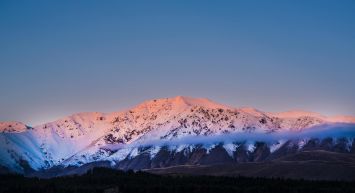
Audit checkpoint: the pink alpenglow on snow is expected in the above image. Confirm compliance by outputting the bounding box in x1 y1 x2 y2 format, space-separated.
0 96 354 173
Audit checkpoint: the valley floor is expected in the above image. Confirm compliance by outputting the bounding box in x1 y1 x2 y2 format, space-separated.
1 167 355 193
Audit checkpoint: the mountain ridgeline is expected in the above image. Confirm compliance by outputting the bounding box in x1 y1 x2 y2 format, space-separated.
1 96 355 180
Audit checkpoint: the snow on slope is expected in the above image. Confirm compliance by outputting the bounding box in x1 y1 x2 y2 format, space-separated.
0 113 115 171
0 131 44 173
0 122 30 133
327 115 355 123
1 96 355 171
271 110 355 124
271 110 325 119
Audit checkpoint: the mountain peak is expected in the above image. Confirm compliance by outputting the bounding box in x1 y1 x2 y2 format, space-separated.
171 96 229 109
239 107 266 116
128 96 230 116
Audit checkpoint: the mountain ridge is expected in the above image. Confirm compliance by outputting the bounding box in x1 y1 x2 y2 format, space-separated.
72 96 353 126
0 96 355 177
2 96 354 129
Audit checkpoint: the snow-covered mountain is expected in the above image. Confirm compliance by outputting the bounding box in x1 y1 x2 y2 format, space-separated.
1 96 355 174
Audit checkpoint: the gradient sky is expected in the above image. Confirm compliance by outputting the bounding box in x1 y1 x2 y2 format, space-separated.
1 0 355 126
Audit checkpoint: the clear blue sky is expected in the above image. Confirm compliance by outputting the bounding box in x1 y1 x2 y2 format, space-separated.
1 0 355 125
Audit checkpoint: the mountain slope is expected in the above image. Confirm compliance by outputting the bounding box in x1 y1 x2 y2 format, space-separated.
0 96 355 176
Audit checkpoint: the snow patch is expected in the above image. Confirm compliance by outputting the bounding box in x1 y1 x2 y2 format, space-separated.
298 138 309 150
270 140 286 153
247 143 256 152
149 146 161 159
205 144 216 154
128 148 139 159
108 148 132 162
223 143 238 157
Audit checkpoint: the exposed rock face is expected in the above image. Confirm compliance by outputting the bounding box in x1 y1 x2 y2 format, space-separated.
147 151 355 181
103 137 355 171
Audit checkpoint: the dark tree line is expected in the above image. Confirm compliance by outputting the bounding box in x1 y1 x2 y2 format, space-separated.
0 167 355 193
